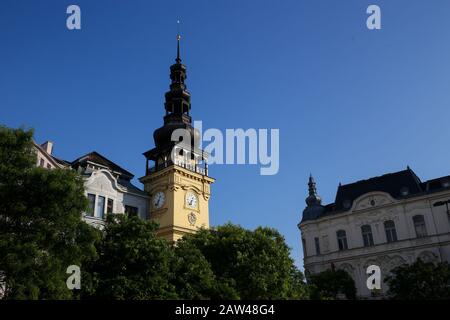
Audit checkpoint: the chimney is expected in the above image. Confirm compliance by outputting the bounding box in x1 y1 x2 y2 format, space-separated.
41 141 54 155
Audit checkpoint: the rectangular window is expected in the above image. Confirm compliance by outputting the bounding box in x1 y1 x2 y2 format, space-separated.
338 237 348 250
107 198 114 214
337 230 348 251
96 196 105 219
301 238 307 257
125 205 138 218
87 194 95 217
363 233 374 247
384 220 398 243
413 215 427 238
314 237 321 255
386 229 397 242
361 225 374 247
39 158 45 167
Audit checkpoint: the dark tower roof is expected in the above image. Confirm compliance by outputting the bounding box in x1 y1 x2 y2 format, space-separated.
163 33 191 119
145 34 200 160
305 174 322 206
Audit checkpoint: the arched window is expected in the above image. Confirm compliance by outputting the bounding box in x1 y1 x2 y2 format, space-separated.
384 220 398 243
413 215 427 238
336 230 348 251
361 225 374 247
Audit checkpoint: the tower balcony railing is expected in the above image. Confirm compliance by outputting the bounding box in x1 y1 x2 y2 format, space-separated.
147 159 207 176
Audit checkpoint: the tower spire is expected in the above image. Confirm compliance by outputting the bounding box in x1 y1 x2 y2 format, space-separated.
152 27 194 150
176 20 181 63
306 174 322 206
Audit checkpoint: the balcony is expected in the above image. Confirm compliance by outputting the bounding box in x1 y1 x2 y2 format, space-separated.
147 159 207 175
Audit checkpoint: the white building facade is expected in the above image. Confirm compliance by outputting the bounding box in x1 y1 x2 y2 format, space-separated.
299 168 450 298
34 140 67 169
34 141 149 227
71 152 149 228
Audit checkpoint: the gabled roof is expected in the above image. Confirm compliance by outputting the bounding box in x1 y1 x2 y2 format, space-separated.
71 151 134 179
33 140 69 168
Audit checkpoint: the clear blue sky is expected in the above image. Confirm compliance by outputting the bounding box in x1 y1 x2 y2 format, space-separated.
1 0 450 268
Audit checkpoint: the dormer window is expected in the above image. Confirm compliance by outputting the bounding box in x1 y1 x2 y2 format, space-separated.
400 187 409 196
343 199 351 209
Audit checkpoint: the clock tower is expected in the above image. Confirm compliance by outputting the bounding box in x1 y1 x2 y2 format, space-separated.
140 35 214 242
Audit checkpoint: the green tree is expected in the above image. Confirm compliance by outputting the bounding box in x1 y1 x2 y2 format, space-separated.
385 259 450 300
178 224 308 299
309 269 357 300
85 214 176 299
0 126 100 299
171 238 216 299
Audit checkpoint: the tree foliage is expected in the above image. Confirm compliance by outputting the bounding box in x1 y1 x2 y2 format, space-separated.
178 224 308 299
385 259 450 300
84 221 307 300
309 269 357 300
0 125 307 300
171 237 217 299
84 215 176 299
0 126 100 299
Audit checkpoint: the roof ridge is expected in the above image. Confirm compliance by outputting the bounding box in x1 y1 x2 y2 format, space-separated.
339 168 412 187
71 151 134 178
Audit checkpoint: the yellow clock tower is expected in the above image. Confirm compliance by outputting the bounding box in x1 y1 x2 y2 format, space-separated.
139 36 214 242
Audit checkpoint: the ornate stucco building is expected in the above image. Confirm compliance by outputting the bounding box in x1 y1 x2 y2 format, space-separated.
71 152 149 227
33 141 149 228
140 36 214 242
299 167 450 298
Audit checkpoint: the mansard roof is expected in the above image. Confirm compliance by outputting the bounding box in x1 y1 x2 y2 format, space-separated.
301 167 450 223
333 168 422 211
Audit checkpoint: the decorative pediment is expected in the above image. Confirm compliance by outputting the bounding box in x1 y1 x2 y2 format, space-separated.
352 192 395 211
85 169 121 193
182 185 203 195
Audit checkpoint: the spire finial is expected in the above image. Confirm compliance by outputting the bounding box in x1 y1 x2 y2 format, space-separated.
176 20 181 63
308 174 316 196
306 174 322 207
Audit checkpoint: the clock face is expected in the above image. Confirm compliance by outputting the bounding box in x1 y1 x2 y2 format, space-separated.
186 192 198 208
152 191 165 209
